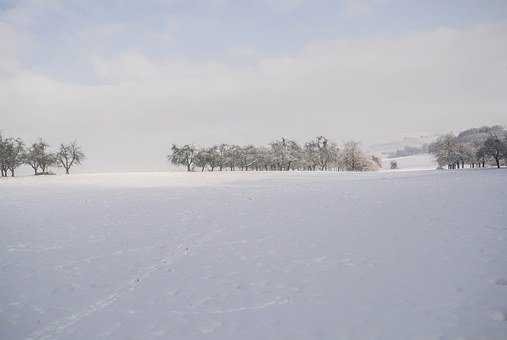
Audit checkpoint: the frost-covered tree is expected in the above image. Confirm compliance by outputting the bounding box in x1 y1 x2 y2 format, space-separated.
0 134 5 177
429 134 459 169
270 137 301 171
24 139 55 175
214 144 230 171
224 145 241 171
483 135 505 168
252 146 273 171
169 144 196 171
455 125 506 168
167 137 384 173
194 148 214 172
303 140 320 171
237 145 257 171
341 141 371 171
56 141 85 174
204 146 221 171
304 136 339 171
430 126 507 169
0 134 25 177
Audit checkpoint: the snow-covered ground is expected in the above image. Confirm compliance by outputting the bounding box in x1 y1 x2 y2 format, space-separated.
381 153 437 171
1 170 507 340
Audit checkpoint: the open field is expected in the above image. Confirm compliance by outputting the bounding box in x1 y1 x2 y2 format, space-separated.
1 169 507 340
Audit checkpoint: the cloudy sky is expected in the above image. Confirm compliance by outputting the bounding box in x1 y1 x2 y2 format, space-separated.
1 0 506 171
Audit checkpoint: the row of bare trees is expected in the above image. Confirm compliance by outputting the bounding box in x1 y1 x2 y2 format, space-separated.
169 137 381 172
428 126 507 169
0 134 85 177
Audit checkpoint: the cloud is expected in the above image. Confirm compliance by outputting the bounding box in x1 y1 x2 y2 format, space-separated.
264 0 306 12
342 0 389 17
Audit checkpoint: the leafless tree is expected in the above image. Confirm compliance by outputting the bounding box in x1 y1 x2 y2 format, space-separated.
168 138 379 172
56 141 85 174
24 139 55 175
0 134 24 177
341 141 371 171
483 135 505 168
169 144 197 171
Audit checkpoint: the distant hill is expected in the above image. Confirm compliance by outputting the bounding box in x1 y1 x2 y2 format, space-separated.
369 135 438 157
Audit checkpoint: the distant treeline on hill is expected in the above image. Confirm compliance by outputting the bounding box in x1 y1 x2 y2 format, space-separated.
169 137 382 172
428 125 507 169
0 135 85 177
387 144 429 159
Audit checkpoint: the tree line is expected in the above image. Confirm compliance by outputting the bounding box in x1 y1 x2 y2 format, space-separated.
169 137 382 172
0 134 85 177
428 125 507 169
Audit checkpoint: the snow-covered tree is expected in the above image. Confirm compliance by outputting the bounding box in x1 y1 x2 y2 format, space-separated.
0 134 25 177
224 145 241 171
483 135 505 168
237 145 258 171
169 144 197 171
193 148 211 172
304 136 339 171
430 126 507 169
429 134 459 169
340 141 371 171
270 137 301 171
24 139 55 175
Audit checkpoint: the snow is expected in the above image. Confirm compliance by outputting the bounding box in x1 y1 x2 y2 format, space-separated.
1 169 507 340
382 153 437 170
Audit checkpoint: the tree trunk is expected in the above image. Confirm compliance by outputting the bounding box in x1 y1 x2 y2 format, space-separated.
495 157 500 168
65 167 70 174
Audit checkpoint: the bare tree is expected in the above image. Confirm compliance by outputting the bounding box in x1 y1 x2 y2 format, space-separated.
4 137 25 176
25 139 55 175
237 145 257 171
0 133 8 177
429 134 458 169
304 136 339 171
169 144 196 171
56 141 85 174
483 135 505 168
205 146 221 171
194 148 211 172
24 144 40 175
270 137 301 171
225 145 241 171
341 141 370 171
167 137 382 173
215 144 229 171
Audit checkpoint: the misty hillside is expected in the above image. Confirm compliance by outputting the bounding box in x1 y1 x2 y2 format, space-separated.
369 135 438 155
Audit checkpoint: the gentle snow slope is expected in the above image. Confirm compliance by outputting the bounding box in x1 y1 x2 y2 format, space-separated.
1 170 507 340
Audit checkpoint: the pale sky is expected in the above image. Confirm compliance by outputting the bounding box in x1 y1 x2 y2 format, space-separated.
1 0 506 171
